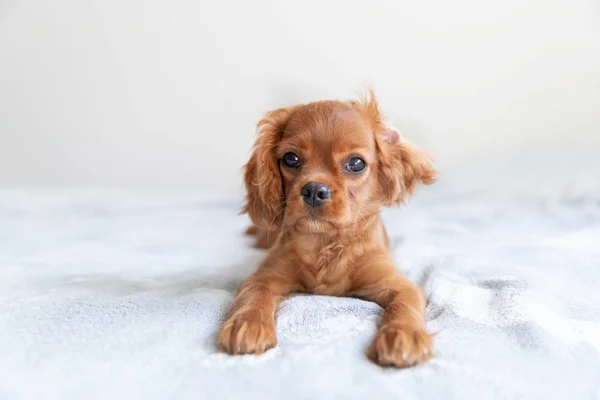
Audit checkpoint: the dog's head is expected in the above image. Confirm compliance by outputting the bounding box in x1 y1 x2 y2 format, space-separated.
242 90 436 236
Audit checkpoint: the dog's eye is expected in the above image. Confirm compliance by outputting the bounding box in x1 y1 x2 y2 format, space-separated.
344 157 367 174
282 152 301 168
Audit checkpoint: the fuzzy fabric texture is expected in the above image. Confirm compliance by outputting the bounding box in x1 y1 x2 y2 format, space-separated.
1 158 600 399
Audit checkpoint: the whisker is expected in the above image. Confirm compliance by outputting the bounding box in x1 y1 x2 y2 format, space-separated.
266 201 286 244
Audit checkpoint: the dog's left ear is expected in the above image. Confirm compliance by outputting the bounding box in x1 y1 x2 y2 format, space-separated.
376 123 437 205
355 89 436 205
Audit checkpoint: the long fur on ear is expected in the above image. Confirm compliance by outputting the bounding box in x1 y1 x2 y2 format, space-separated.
356 88 437 205
377 136 437 205
241 106 298 228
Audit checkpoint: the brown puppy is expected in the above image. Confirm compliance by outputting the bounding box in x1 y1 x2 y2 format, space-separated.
218 90 436 367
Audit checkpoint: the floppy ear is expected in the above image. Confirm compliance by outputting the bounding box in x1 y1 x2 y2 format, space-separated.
241 106 298 228
357 89 436 205
376 123 437 205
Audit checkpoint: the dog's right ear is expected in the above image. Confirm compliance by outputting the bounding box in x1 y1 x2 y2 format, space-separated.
242 106 299 229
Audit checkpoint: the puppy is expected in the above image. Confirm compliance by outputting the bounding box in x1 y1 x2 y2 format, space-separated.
218 90 436 367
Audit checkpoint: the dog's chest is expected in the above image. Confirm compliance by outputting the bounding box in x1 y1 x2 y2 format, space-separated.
294 240 352 296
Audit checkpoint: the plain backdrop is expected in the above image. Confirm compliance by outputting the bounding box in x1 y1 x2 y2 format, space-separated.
1 0 599 195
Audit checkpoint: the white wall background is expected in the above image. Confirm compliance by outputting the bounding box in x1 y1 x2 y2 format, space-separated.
1 0 599 194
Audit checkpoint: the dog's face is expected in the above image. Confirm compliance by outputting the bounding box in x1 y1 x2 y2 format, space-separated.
243 91 436 235
277 101 380 235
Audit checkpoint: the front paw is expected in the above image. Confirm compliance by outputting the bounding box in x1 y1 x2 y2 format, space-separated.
217 311 277 355
367 323 433 368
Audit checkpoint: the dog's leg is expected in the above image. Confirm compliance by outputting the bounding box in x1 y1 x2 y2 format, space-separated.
244 225 278 249
244 225 260 235
218 260 298 355
352 255 434 367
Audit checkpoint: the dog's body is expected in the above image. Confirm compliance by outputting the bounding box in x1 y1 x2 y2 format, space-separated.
218 91 436 367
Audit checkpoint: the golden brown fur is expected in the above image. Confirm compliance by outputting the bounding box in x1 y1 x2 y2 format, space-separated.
219 90 437 367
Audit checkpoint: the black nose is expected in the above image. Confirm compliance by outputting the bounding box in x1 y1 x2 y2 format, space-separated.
301 182 332 208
